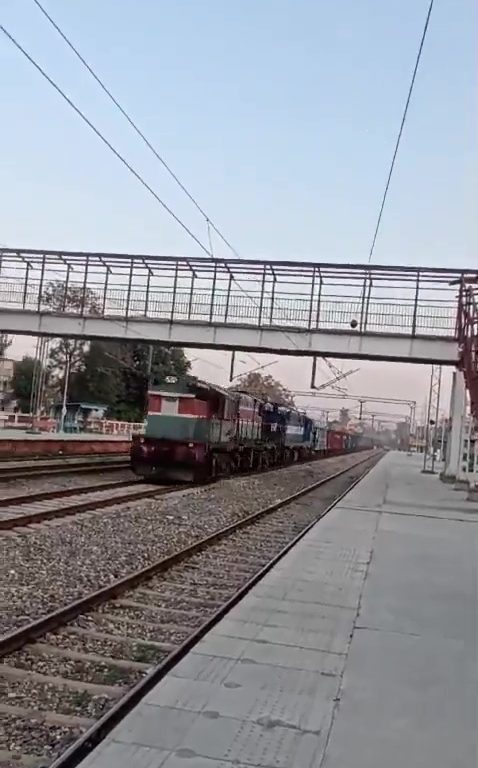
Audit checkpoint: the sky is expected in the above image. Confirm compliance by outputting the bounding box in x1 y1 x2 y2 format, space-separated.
1 0 476 420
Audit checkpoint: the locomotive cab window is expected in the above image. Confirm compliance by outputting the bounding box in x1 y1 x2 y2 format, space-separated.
162 397 179 415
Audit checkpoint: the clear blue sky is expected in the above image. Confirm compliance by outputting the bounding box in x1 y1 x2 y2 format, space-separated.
1 0 476 267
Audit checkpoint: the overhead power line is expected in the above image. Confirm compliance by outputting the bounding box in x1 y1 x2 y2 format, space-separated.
2 18 315 366
8 12 297 354
28 2 273 365
0 23 296 348
367 0 435 263
27 2 342 368
28 3 300 348
1 25 289 357
31 0 241 259
0 23 212 257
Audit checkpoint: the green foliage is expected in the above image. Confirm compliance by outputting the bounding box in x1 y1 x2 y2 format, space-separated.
42 280 101 314
69 341 190 421
12 356 49 413
41 280 190 421
233 371 295 407
43 280 102 397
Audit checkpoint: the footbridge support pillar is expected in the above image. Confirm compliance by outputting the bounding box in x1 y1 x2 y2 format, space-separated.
441 370 466 483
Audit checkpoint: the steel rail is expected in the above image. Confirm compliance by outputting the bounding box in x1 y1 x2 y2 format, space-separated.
0 450 367 529
0 482 183 530
0 457 130 481
0 478 142 508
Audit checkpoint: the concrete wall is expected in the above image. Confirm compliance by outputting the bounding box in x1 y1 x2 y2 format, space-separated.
0 438 131 458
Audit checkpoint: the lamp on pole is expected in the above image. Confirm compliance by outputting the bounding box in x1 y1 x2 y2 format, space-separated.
28 336 49 434
58 350 72 433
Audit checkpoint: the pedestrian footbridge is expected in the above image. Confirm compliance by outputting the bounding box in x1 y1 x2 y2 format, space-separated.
0 248 474 365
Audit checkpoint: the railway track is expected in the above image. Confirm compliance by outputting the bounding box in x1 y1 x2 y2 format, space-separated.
0 480 183 530
0 449 342 484
0 450 371 530
0 451 382 768
0 456 130 482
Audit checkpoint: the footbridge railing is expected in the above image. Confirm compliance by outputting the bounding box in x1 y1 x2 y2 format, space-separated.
0 249 472 342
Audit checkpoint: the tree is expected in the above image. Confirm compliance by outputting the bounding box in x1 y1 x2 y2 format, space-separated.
67 341 190 422
67 342 123 406
42 280 101 398
40 280 191 420
233 371 295 406
113 343 190 421
0 334 11 357
42 281 101 315
12 356 50 413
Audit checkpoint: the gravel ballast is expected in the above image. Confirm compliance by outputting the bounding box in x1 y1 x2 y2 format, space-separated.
0 452 376 635
0 716 85 767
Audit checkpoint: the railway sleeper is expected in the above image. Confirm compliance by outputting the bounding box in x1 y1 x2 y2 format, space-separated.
55 625 177 665
135 581 232 601
131 589 223 612
76 611 194 645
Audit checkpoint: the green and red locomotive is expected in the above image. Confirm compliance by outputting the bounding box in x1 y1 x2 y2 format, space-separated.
130 374 364 482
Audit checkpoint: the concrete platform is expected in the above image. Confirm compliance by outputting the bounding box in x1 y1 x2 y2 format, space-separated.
80 452 478 768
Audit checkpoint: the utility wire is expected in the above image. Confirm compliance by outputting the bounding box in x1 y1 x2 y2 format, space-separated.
367 0 434 263
1 26 304 398
28 2 303 359
0 24 212 258
1 22 300 357
31 0 241 259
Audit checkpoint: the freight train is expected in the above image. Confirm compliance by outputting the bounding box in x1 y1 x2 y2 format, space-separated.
131 375 372 482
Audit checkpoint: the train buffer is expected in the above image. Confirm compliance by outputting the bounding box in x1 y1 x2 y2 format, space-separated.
79 451 477 768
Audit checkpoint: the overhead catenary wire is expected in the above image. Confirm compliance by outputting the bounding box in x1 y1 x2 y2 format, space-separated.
1 23 297 336
2 20 338 407
2 28 288 368
26 2 306 355
31 0 241 259
1 20 319 369
0 24 213 259
367 0 435 263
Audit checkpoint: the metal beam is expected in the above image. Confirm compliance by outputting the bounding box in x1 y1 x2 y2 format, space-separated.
0 310 459 365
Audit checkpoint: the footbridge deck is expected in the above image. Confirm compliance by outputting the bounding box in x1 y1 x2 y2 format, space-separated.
0 249 474 363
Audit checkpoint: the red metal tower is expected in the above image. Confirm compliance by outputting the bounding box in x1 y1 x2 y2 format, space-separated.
457 279 478 420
